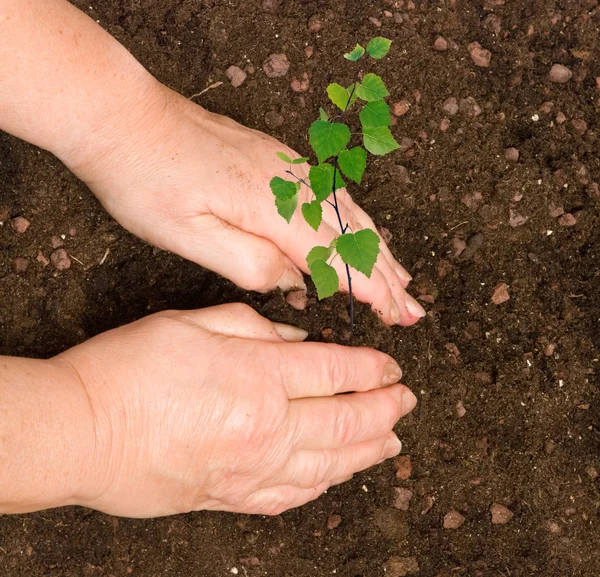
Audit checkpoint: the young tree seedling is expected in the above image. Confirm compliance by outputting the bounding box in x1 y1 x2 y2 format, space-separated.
270 37 399 329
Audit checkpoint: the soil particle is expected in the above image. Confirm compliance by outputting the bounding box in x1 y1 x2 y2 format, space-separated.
504 147 519 163
225 65 246 87
443 511 466 529
393 100 411 116
467 42 491 67
13 257 29 273
490 503 514 525
433 36 448 51
11 216 30 234
393 487 413 511
459 232 484 260
327 514 342 530
262 53 289 78
571 119 587 135
50 248 71 271
290 73 310 93
558 213 577 227
264 110 284 129
393 454 413 480
50 235 64 249
549 64 572 84
308 16 321 32
491 283 510 305
442 96 459 115
459 97 482 117
456 400 466 418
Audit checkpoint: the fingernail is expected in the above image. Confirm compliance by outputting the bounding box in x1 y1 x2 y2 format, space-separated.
390 299 402 324
395 264 412 284
402 389 418 413
382 360 402 385
405 294 426 318
379 434 402 462
276 267 307 292
273 322 309 342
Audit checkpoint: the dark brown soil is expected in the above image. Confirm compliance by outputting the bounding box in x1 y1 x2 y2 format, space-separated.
2 0 600 575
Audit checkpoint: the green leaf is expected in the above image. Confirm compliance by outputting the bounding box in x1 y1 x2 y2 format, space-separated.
307 245 334 266
359 100 392 128
291 156 309 165
346 84 359 108
336 229 380 278
309 120 352 163
275 195 298 223
366 37 392 60
355 73 389 102
308 259 339 299
302 201 323 231
338 147 367 184
344 43 366 61
362 126 400 156
276 152 292 163
327 83 349 111
308 163 346 202
319 107 329 121
270 176 298 200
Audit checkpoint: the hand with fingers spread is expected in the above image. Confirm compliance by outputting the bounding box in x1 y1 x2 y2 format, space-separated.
42 304 415 517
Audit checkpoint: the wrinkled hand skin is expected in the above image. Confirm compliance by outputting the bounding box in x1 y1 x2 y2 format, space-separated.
57 304 416 518
70 84 426 326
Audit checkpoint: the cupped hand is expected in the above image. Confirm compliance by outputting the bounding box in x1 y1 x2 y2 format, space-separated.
71 85 425 326
57 303 417 518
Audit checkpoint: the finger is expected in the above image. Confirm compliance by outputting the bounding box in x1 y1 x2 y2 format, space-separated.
178 303 308 342
336 190 412 286
170 214 307 294
260 341 403 398
218 482 331 516
277 432 402 490
288 384 416 450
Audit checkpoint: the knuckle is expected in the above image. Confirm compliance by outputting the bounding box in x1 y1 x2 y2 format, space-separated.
326 347 348 392
333 401 359 446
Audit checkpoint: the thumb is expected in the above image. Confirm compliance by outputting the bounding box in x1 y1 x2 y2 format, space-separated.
170 214 306 294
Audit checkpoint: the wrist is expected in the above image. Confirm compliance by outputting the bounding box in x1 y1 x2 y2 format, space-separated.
0 356 97 513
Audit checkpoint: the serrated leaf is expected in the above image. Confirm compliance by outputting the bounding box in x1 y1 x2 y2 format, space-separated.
327 83 349 111
366 37 392 60
276 151 292 163
355 73 389 102
319 107 329 121
338 147 367 184
336 229 380 278
362 126 400 156
308 259 339 299
270 176 298 200
309 120 352 163
359 100 392 129
307 245 334 266
275 195 298 223
344 43 366 61
309 163 346 202
302 201 323 231
291 156 309 165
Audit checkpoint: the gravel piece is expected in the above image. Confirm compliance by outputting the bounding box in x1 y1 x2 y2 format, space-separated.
308 16 321 32
459 97 482 117
304 46 314 58
327 514 342 530
456 401 466 418
504 147 519 162
433 36 448 51
558 213 577 226
509 209 528 227
393 455 413 480
467 42 492 67
442 96 459 115
51 248 71 271
263 53 290 78
393 100 411 116
225 65 247 87
290 73 309 92
443 510 466 529
549 64 572 83
393 487 413 511
491 283 510 305
556 111 567 124
571 119 587 135
490 503 513 524
11 216 30 234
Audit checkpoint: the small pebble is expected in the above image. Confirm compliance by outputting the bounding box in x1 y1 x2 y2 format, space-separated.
558 213 577 227
261 0 279 12
571 119 587 135
304 46 314 59
393 455 413 480
443 510 466 529
393 487 413 511
442 97 459 115
459 97 482 117
546 521 561 534
286 290 308 310
585 465 598 480
290 73 310 92
504 147 519 162
544 439 556 454
452 237 467 258
263 53 290 78
50 248 71 271
36 250 50 266
369 16 382 27
509 209 528 227
51 235 64 249
549 63 572 84
456 401 466 418
383 556 419 577
467 42 492 67
327 514 342 530
440 118 451 132
459 232 485 260
556 111 567 124
393 100 411 116
491 283 510 305
264 111 284 129
225 65 247 87
490 503 513 525
308 16 322 32
11 216 30 234
433 36 448 51
544 343 557 356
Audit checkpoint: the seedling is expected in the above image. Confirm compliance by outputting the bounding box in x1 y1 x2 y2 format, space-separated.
270 37 399 329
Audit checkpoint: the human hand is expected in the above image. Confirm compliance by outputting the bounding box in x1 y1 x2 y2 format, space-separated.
57 303 416 518
70 85 426 326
